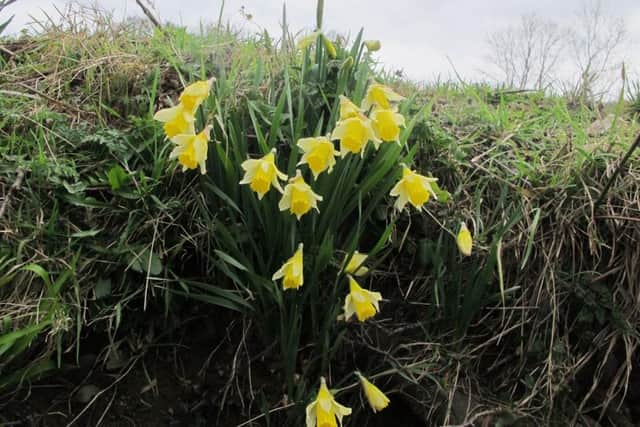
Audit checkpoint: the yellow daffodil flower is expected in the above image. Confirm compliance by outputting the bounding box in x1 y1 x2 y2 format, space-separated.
297 137 339 179
371 108 405 145
322 34 337 58
338 95 362 121
272 243 304 290
278 170 323 220
331 115 379 157
364 40 381 52
361 83 404 111
456 222 473 256
153 103 195 139
343 275 382 322
389 165 438 211
343 251 368 276
305 377 352 427
169 126 211 174
297 31 321 50
357 373 390 413
240 149 288 200
179 78 215 114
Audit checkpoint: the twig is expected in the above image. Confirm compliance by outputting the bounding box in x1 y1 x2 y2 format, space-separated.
236 402 296 427
594 132 640 208
135 0 162 29
0 168 24 220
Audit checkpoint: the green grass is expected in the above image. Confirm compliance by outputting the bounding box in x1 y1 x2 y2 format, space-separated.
1 5 639 425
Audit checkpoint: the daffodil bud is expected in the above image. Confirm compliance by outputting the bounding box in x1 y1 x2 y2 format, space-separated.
364 40 381 52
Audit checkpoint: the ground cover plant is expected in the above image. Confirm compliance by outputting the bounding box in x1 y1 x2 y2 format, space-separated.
1 2 639 426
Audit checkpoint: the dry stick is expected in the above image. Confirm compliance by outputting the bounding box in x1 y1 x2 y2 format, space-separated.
135 0 162 29
594 132 640 208
0 169 24 220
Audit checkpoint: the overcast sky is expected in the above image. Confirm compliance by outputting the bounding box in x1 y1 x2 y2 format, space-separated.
4 0 640 86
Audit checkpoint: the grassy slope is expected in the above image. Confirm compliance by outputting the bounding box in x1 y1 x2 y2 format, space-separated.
1 14 639 425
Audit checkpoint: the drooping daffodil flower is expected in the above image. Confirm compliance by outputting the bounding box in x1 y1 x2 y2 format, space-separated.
331 115 379 157
456 222 473 256
278 170 323 220
169 126 212 174
361 82 404 111
240 149 288 200
343 251 368 276
153 103 195 139
389 165 438 211
272 243 304 290
305 377 352 427
343 275 382 322
178 78 215 114
153 78 214 139
370 108 405 145
297 137 339 179
356 372 390 413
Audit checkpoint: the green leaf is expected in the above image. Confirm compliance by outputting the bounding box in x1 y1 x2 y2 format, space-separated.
94 278 112 299
129 249 163 275
107 165 129 191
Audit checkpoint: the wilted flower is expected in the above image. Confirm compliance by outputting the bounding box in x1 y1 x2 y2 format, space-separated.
169 126 211 174
240 149 288 199
456 222 473 256
343 251 368 276
331 115 379 157
297 137 339 179
305 377 352 427
357 373 390 413
153 104 195 139
361 83 404 111
278 170 323 220
389 165 438 211
272 243 304 290
370 108 405 145
343 275 382 322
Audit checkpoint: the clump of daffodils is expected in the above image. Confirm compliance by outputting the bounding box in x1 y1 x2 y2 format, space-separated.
153 72 466 423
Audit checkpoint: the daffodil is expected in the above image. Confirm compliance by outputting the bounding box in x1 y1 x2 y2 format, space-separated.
331 115 379 157
272 243 304 290
364 40 381 52
343 275 382 322
297 137 339 179
179 78 215 114
371 108 405 145
153 103 195 139
297 31 321 50
278 170 323 219
356 373 390 413
305 377 352 427
456 222 473 256
240 149 288 199
343 251 368 276
361 83 404 111
169 126 211 174
389 165 438 211
338 95 362 121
